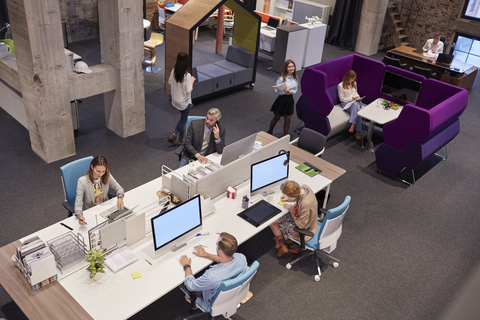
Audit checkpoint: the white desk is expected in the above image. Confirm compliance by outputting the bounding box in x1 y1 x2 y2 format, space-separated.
357 98 403 151
0 132 344 320
259 22 277 52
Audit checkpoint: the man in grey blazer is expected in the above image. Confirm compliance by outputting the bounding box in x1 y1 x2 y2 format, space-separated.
179 108 226 167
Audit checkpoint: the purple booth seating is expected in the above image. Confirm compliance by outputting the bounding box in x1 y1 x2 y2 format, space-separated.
375 77 468 179
297 54 385 137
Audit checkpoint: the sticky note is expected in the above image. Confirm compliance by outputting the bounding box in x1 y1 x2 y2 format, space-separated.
278 200 285 206
132 271 142 279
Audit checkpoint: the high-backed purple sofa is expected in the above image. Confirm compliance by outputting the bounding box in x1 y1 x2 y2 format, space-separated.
297 53 469 179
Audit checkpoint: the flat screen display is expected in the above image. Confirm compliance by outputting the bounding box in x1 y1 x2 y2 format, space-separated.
380 71 422 105
151 195 202 251
251 152 289 193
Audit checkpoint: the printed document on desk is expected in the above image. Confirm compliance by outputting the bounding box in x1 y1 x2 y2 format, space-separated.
104 246 138 273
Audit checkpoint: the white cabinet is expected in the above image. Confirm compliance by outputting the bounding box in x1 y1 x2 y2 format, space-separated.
299 22 327 68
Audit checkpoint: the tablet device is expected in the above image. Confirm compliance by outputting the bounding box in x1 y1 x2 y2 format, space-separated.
237 200 281 227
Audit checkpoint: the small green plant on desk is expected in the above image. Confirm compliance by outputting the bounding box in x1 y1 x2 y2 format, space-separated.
85 248 105 279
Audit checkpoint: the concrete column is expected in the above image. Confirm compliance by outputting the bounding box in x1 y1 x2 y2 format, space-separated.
7 0 75 162
98 0 145 137
355 0 389 56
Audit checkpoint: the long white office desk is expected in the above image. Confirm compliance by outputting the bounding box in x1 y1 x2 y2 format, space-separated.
0 132 345 320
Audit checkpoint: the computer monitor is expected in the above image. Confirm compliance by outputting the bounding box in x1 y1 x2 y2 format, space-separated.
250 151 289 197
267 17 280 28
220 133 257 166
150 195 202 259
380 70 422 105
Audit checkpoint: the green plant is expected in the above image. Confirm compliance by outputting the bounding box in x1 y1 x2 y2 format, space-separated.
85 248 106 278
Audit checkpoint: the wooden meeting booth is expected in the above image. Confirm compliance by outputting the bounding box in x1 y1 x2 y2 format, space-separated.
165 0 261 97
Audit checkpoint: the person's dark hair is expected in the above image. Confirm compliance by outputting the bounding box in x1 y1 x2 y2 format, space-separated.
174 52 190 83
87 156 110 185
281 59 298 82
434 33 441 40
217 232 237 257
342 70 357 90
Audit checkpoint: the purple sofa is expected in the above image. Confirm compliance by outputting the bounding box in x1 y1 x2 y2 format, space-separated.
375 72 468 179
297 54 469 180
297 54 385 137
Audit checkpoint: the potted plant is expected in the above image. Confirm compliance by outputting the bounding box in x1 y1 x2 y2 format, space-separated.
85 248 106 280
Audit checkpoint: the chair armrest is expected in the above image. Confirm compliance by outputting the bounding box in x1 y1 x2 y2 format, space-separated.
293 226 314 249
62 201 74 217
289 137 299 145
176 145 185 155
314 147 325 157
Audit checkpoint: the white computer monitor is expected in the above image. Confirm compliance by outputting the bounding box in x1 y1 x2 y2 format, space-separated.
150 195 202 259
220 133 257 166
250 151 289 197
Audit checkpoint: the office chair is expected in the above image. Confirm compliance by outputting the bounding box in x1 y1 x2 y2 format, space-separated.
382 55 406 69
410 65 437 78
175 116 206 161
182 261 259 320
60 156 94 216
289 127 327 157
157 3 167 29
286 195 351 281
143 32 164 73
0 39 14 54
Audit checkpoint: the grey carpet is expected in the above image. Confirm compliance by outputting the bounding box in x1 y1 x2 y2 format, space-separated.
1 27 479 320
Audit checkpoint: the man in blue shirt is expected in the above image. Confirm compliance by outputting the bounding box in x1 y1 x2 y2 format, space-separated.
179 232 247 312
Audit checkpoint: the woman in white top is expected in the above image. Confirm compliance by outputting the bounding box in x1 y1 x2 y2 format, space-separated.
168 52 196 146
267 59 298 136
337 69 363 140
75 156 124 225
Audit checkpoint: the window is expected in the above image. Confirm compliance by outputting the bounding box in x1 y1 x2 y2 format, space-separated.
461 0 480 22
452 33 480 67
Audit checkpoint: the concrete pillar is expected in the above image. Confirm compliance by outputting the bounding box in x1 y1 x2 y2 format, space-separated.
98 0 145 137
355 0 389 56
7 0 75 162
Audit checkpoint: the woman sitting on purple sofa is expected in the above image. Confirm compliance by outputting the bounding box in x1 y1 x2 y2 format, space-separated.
338 70 363 141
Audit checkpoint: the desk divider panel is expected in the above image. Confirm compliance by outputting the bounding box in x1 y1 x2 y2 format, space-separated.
195 135 290 199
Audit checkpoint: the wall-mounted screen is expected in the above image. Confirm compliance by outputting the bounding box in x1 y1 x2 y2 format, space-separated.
461 0 480 22
380 71 422 105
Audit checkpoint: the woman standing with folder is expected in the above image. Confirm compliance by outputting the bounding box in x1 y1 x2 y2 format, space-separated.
75 156 124 225
267 59 298 136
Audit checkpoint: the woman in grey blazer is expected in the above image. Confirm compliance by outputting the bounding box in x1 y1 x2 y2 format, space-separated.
75 156 124 225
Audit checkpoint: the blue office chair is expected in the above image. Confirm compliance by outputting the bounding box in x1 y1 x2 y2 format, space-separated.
183 261 259 319
286 196 351 281
176 116 206 161
60 156 93 216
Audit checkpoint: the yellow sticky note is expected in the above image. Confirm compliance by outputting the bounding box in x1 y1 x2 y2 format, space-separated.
278 200 285 206
132 271 142 279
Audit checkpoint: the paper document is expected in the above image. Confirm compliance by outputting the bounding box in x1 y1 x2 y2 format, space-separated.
342 97 365 110
104 246 138 273
273 82 287 91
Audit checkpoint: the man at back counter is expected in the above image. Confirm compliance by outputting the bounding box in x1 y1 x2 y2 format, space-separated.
178 108 226 168
423 33 444 54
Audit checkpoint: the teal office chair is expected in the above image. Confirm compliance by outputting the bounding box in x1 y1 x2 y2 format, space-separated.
60 156 93 216
286 196 351 281
183 261 259 319
176 116 206 161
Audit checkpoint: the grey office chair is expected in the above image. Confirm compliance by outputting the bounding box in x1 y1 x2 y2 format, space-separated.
410 65 437 78
289 127 327 157
382 55 407 69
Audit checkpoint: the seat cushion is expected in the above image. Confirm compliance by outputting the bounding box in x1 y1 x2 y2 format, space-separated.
197 64 234 92
192 71 214 99
214 60 253 85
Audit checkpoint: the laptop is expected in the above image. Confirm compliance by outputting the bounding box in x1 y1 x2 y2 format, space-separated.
100 204 139 221
220 133 257 166
262 17 280 31
437 53 454 64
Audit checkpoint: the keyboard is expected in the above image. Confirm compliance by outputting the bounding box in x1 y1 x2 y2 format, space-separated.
108 208 130 220
262 26 275 31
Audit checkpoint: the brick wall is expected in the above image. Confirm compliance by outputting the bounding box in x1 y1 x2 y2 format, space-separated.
59 0 99 43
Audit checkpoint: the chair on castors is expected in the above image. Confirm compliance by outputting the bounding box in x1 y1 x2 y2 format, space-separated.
0 39 14 54
60 156 93 216
286 196 351 281
382 55 407 69
289 127 327 157
182 261 259 319
410 65 437 78
143 32 164 73
176 116 206 161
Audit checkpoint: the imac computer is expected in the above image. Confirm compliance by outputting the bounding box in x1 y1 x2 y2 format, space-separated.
150 195 202 259
220 133 257 166
250 151 289 197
